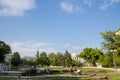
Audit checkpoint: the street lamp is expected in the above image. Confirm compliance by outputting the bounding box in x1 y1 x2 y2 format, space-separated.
110 49 117 73
115 30 120 36
109 30 120 73
8 53 12 70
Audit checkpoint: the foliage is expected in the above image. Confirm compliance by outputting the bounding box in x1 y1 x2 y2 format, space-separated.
71 60 81 67
11 52 22 66
21 57 28 66
100 29 120 67
56 52 65 66
79 47 93 61
101 52 113 67
0 40 11 63
101 31 116 50
64 50 72 67
37 52 50 66
48 52 57 66
79 47 103 66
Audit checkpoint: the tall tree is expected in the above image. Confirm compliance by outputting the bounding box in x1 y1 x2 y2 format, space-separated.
64 50 72 67
79 47 103 66
57 52 65 66
36 50 39 59
90 48 103 66
101 29 120 51
100 29 120 67
0 40 11 63
11 52 22 66
48 52 56 66
79 47 93 62
38 52 50 66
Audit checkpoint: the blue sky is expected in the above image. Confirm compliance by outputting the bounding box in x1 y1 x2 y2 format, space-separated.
0 0 120 57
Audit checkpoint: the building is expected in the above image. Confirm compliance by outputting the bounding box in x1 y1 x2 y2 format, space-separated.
71 53 86 63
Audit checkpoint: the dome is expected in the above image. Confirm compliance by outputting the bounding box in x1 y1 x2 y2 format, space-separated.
72 53 77 57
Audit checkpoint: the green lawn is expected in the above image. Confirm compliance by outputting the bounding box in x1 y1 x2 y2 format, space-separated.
0 67 120 80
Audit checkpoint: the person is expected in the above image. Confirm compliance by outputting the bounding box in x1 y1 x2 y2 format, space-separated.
70 68 74 74
77 68 81 75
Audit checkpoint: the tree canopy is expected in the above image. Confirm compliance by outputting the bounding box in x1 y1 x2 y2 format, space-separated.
11 52 22 66
100 29 120 67
37 52 50 66
79 47 103 66
0 40 11 63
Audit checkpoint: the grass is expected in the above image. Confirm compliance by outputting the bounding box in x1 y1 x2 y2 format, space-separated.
0 76 16 80
0 67 120 80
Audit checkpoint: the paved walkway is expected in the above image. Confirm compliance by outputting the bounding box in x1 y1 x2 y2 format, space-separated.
0 71 22 76
83 67 120 73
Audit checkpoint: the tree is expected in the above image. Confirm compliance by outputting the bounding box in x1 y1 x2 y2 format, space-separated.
35 50 40 65
38 52 50 66
28 57 36 66
71 60 81 67
90 48 103 66
100 52 113 67
36 50 39 59
79 47 103 66
101 29 120 51
0 40 11 63
48 52 57 66
101 31 116 50
56 52 65 66
100 29 120 67
79 47 93 62
11 52 22 66
64 50 72 67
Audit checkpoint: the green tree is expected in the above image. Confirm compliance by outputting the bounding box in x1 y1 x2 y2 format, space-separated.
21 58 28 66
79 47 103 66
11 52 22 66
100 29 120 67
48 52 57 66
64 50 72 67
0 41 11 63
38 52 50 66
71 60 81 67
36 50 39 59
101 29 120 51
28 57 36 66
57 52 65 66
79 47 93 62
90 48 103 66
101 52 113 67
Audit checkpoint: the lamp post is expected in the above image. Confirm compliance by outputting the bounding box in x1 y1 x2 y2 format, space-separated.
110 49 117 73
109 30 120 73
115 30 120 36
8 53 12 70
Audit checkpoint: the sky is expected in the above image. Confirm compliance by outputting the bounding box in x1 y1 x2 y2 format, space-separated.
0 0 120 57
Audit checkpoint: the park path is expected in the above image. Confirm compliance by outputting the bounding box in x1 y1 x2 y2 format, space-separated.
83 67 120 73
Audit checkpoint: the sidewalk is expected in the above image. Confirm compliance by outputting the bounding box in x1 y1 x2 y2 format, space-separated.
83 67 120 73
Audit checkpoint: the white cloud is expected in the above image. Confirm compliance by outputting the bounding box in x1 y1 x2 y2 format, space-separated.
83 0 93 7
0 0 36 16
100 0 120 10
10 41 83 57
60 2 74 13
60 1 81 13
10 41 55 57
63 43 82 53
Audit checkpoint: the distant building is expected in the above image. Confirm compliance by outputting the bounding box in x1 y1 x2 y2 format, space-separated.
96 63 102 68
5 54 12 63
71 53 78 61
71 53 86 63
